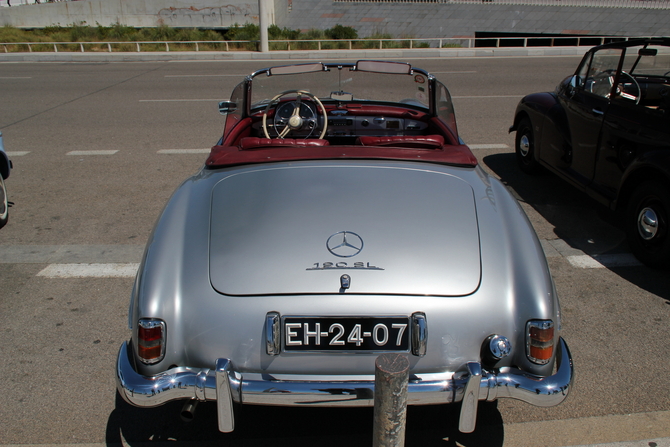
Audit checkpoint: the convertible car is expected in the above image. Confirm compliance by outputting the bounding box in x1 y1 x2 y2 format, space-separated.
116 61 573 434
0 131 11 229
510 38 670 268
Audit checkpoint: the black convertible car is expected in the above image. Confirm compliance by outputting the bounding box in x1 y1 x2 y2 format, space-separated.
510 38 670 268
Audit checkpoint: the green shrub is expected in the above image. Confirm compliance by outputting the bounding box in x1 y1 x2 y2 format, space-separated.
148 25 177 41
0 25 35 43
268 24 300 40
324 24 357 40
224 23 259 42
303 29 325 40
106 23 136 40
68 22 96 42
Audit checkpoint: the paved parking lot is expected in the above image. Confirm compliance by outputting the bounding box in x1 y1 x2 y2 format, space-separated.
0 55 668 446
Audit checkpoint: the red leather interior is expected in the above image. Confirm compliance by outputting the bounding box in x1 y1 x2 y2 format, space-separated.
239 137 330 150
206 143 477 168
356 135 445 149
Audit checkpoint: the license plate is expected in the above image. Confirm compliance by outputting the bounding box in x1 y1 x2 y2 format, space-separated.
283 317 410 352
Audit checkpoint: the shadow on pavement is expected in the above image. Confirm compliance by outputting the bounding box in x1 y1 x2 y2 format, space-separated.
106 391 505 446
483 152 670 303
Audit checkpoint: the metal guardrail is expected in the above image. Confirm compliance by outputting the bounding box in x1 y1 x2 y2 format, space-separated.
0 36 652 53
334 0 670 8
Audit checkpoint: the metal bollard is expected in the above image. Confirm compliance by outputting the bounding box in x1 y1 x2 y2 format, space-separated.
373 353 410 447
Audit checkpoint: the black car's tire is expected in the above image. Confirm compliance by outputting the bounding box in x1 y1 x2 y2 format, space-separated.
515 117 541 174
0 175 8 229
625 181 670 269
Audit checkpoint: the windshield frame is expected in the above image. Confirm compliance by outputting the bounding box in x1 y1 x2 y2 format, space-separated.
243 61 437 117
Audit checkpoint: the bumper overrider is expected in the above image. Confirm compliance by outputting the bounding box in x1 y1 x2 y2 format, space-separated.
116 338 573 433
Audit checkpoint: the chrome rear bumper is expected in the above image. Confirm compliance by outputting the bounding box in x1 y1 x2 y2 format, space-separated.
116 337 573 433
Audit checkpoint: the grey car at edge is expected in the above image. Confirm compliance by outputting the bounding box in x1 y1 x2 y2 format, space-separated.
116 60 574 434
0 131 11 229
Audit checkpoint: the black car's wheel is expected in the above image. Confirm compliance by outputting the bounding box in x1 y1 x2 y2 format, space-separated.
515 117 540 174
0 175 8 229
625 181 670 268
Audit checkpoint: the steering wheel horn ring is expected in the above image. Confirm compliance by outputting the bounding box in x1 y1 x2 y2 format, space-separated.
262 90 328 139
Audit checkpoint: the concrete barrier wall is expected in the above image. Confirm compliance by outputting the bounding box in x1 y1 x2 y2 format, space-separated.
0 0 668 38
0 0 263 29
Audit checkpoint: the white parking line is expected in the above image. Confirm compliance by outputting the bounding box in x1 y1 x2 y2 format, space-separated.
452 95 523 99
37 263 139 278
430 71 478 74
66 150 119 156
165 74 246 77
139 99 220 102
158 149 211 154
567 254 642 269
468 144 509 149
0 240 643 276
12 144 510 157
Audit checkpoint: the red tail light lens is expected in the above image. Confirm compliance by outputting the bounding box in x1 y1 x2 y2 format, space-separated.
137 319 165 364
526 320 554 365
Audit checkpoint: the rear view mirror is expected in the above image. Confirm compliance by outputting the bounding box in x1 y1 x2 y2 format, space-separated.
269 63 326 76
639 48 658 56
355 60 412 74
219 101 237 115
330 91 353 101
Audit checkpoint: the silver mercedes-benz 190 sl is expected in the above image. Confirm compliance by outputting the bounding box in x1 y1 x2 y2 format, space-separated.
116 61 573 433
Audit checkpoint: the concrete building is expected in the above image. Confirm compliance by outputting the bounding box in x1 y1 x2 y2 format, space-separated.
0 0 668 40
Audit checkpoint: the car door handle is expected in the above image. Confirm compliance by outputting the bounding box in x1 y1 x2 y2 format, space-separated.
592 108 604 116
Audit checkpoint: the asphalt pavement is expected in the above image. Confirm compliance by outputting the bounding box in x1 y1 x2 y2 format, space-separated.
0 47 668 447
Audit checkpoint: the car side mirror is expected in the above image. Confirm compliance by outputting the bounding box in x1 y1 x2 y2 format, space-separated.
565 75 582 98
218 101 237 115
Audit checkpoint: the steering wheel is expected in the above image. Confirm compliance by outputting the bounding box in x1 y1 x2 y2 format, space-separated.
591 70 640 104
615 71 641 104
590 70 616 97
262 90 328 139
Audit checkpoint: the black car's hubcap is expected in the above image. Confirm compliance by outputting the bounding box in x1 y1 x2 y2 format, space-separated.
519 134 531 157
638 206 659 241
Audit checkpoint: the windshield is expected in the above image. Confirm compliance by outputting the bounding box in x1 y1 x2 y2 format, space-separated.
623 44 670 77
249 66 432 111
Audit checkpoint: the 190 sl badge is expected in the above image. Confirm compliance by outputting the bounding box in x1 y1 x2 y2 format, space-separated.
308 231 384 270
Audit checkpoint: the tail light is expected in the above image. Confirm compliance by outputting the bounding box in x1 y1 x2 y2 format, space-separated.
526 320 554 365
137 319 166 364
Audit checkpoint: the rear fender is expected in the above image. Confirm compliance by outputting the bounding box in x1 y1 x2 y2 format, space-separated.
617 152 670 211
512 92 572 166
510 92 558 131
0 151 10 180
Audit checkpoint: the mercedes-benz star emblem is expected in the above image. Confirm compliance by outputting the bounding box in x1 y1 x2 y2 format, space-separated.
326 231 364 258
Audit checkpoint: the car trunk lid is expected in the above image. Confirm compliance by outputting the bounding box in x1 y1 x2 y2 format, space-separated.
209 164 481 296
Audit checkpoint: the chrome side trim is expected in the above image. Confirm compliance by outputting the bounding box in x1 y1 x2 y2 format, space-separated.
116 338 573 431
